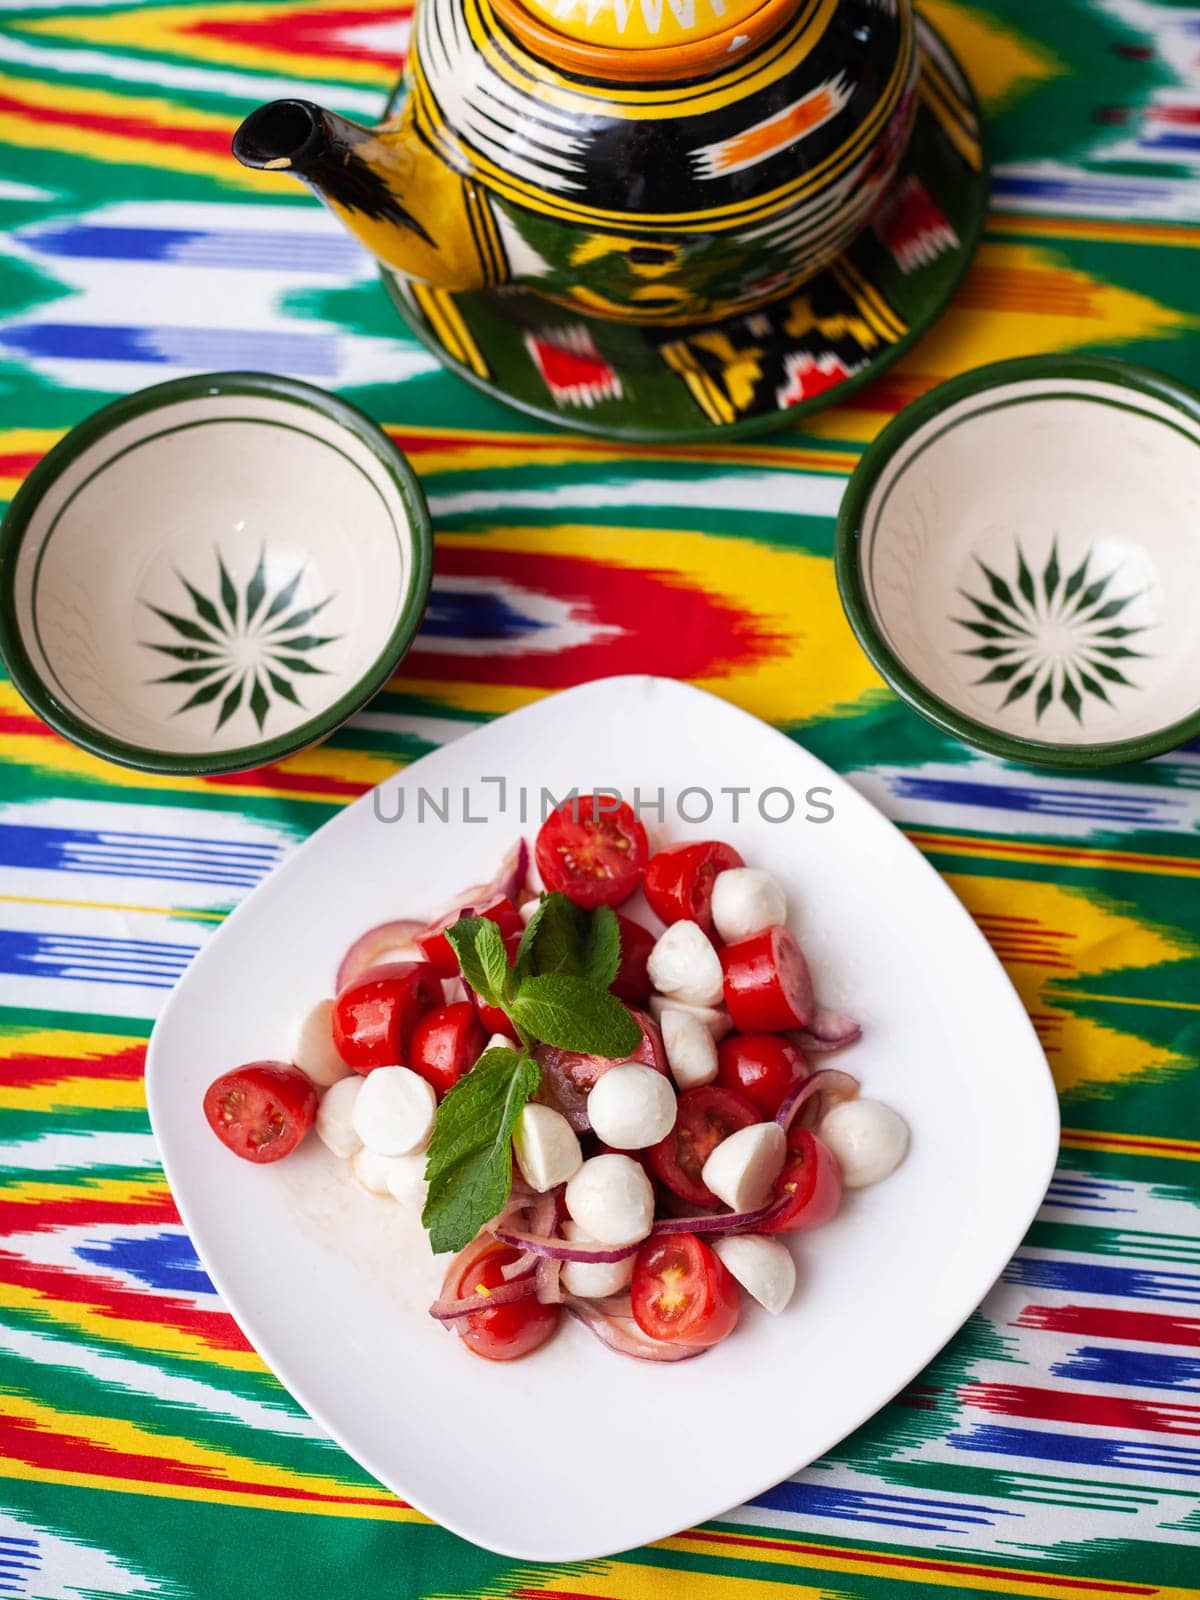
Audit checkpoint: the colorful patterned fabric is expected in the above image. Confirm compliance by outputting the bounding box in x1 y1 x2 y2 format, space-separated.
1 1 1198 1596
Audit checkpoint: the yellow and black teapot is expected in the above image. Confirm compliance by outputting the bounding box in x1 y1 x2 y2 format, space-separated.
235 0 985 435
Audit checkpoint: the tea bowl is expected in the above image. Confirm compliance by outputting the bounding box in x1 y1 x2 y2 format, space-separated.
835 356 1200 768
0 373 433 775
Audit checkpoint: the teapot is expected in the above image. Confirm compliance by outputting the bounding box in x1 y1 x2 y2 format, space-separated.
234 0 917 326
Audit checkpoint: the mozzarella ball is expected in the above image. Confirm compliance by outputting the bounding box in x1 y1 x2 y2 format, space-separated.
586 1064 676 1150
486 1032 517 1053
291 999 354 1088
711 868 787 945
351 1066 436 1157
714 1234 796 1315
384 1151 429 1206
352 1146 410 1196
647 920 724 1007
315 1074 362 1158
560 1220 636 1299
820 1098 909 1188
648 995 733 1042
660 1008 719 1090
702 1122 786 1213
565 1153 655 1245
513 1103 583 1192
518 898 540 924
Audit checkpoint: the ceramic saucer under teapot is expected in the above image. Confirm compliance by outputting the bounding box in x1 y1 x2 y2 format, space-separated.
234 0 987 440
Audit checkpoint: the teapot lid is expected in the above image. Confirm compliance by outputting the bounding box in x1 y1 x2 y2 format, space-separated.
490 0 802 80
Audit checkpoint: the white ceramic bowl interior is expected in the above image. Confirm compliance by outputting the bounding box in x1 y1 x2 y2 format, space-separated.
857 373 1200 749
9 386 425 759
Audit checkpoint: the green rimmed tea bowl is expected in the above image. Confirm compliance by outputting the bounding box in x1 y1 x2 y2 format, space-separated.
835 355 1200 769
0 373 433 775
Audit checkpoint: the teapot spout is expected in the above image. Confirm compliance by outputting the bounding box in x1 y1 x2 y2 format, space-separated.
233 99 495 293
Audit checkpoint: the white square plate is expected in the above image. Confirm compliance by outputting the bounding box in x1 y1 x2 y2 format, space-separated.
147 676 1058 1560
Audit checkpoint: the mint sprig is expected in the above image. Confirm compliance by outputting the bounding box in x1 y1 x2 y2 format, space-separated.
422 894 638 1253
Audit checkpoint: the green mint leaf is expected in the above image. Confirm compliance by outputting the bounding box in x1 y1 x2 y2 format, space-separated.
509 974 641 1057
422 1048 540 1254
582 904 621 990
445 915 510 1009
527 892 588 978
512 894 547 983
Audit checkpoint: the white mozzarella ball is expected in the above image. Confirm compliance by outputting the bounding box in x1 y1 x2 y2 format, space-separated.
512 1103 583 1192
565 1153 655 1245
586 1064 676 1150
648 995 733 1042
518 898 540 924
711 868 787 945
290 999 353 1088
660 1008 719 1090
702 1122 786 1213
351 1066 436 1156
560 1220 636 1299
647 920 724 1007
713 1234 796 1315
384 1151 429 1206
352 1146 410 1196
486 1032 517 1053
820 1098 909 1188
315 1074 362 1158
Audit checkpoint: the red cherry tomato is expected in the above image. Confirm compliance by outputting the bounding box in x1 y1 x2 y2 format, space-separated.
762 1128 843 1233
716 1033 808 1117
332 961 443 1072
643 841 744 933
610 914 656 1005
469 989 519 1043
647 1084 758 1207
452 1245 561 1361
408 1001 486 1098
535 794 648 909
203 1062 317 1164
536 1007 665 1131
720 925 814 1032
417 895 524 976
631 1233 740 1347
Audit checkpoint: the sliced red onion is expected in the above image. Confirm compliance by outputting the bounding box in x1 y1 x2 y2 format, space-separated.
775 1068 860 1135
429 1276 537 1321
335 919 425 991
500 1251 537 1281
578 1291 633 1318
566 1300 707 1362
791 1005 862 1054
420 839 530 943
494 1227 641 1264
530 1189 564 1305
649 1190 792 1238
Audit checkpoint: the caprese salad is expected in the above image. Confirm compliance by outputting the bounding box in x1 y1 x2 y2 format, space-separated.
203 794 909 1363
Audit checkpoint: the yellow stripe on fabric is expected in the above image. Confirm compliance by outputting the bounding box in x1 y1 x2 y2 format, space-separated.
906 831 1200 881
989 213 1200 250
0 893 224 922
1061 1128 1200 1163
0 1457 429 1522
654 1529 1198 1600
0 1393 405 1509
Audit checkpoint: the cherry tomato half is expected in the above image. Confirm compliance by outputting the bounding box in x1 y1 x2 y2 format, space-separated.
720 925 814 1032
717 1033 808 1117
535 794 648 910
610 914 656 1005
643 841 744 933
203 1061 317 1164
452 1245 561 1361
537 1006 666 1131
417 895 524 977
647 1084 758 1207
409 1000 486 1098
631 1233 740 1347
762 1127 843 1233
332 961 444 1072
469 989 519 1043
